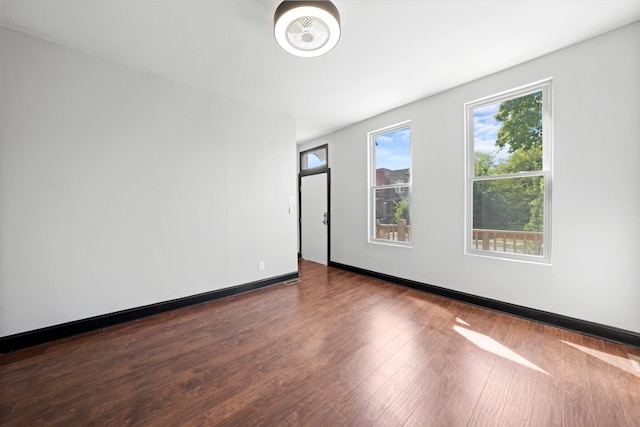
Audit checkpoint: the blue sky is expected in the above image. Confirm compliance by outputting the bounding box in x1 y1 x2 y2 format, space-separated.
473 102 510 161
375 127 410 170
306 153 325 168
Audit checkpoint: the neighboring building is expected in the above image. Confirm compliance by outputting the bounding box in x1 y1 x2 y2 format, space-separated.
375 168 410 224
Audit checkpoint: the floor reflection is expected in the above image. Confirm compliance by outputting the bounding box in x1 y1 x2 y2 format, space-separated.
456 317 470 326
454 325 549 375
561 340 640 378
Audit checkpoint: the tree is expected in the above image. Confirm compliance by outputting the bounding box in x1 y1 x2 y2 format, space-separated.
394 198 409 225
494 91 542 153
474 152 496 176
493 144 542 174
494 93 544 232
525 178 544 232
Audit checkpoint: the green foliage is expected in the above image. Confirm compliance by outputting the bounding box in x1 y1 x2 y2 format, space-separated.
493 144 542 174
473 176 541 230
525 179 544 232
474 152 496 176
473 91 544 233
495 91 542 153
474 138 542 178
394 198 410 225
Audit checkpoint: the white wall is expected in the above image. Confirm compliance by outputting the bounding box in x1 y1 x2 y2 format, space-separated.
0 28 298 337
303 22 640 333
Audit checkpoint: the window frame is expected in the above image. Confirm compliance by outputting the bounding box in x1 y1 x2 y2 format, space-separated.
368 121 412 247
464 79 553 263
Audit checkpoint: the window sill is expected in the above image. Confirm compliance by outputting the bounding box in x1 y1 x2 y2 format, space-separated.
369 239 412 249
465 249 551 265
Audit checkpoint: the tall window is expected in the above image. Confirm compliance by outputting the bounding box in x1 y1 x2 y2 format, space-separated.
369 122 411 245
465 79 552 262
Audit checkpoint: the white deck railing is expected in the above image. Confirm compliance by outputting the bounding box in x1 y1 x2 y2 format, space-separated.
374 223 542 254
375 219 410 242
472 229 543 255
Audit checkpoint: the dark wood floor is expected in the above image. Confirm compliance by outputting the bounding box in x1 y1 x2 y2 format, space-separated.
2 260 640 426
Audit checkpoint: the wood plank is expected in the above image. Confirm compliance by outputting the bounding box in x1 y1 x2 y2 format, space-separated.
528 323 563 426
562 330 597 427
597 338 640 426
494 317 549 426
459 314 518 427
580 335 628 425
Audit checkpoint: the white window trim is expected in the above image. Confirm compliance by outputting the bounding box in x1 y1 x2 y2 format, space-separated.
464 79 553 264
368 120 412 247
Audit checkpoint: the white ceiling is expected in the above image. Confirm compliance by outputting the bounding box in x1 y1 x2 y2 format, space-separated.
2 0 639 143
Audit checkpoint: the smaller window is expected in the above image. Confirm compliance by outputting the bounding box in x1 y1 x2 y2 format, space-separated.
368 122 411 245
301 145 328 172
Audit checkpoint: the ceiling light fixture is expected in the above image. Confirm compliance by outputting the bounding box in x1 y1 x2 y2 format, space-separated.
274 1 341 58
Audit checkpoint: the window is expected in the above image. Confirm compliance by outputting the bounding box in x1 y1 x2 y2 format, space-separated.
300 145 328 172
465 79 552 262
369 122 411 244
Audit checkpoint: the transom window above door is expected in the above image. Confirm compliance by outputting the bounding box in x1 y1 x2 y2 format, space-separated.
301 145 328 172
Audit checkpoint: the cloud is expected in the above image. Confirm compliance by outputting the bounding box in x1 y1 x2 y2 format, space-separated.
376 147 410 170
375 126 410 145
375 127 411 170
473 102 510 160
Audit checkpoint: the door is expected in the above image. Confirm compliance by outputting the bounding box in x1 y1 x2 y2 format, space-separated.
301 173 328 265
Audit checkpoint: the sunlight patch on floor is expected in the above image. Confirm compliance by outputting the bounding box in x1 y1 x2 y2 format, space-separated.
561 340 640 377
454 325 549 375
